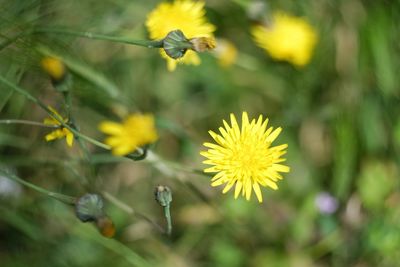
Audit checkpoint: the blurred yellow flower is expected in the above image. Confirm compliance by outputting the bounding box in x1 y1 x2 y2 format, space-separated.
200 112 290 203
213 39 238 67
43 107 74 147
40 57 66 82
146 0 216 71
99 113 158 156
251 12 318 67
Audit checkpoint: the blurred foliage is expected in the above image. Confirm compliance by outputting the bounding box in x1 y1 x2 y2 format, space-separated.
1 0 400 267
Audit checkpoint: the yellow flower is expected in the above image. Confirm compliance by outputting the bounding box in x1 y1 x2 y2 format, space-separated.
251 12 318 67
213 39 238 67
40 57 66 82
99 113 158 156
200 112 290 203
146 0 216 71
43 107 74 147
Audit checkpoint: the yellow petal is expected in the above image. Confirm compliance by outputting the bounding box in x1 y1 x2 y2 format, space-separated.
265 179 278 190
245 179 252 201
99 121 124 135
272 163 290 173
112 145 135 156
167 58 177 72
252 182 263 203
222 180 235 194
266 127 282 143
45 129 63 141
65 130 74 147
234 181 243 199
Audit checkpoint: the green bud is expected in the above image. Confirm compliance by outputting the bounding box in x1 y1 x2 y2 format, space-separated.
75 193 105 222
162 30 193 59
154 185 172 207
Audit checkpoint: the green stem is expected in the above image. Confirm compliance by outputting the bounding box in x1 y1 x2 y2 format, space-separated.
164 205 172 236
0 76 208 180
0 119 58 128
34 28 164 48
0 74 109 150
0 169 76 205
102 191 165 234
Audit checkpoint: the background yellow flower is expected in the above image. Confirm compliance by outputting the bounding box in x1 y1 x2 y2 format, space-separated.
43 107 74 147
251 12 318 67
99 113 158 156
146 0 216 71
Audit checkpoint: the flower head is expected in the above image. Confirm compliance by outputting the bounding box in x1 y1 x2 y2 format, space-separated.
43 107 74 147
99 113 158 156
251 12 318 67
146 0 216 71
40 57 66 82
200 112 290 202
315 192 338 214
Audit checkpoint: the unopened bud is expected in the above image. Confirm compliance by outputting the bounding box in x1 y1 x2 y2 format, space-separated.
40 57 67 83
154 185 172 207
162 30 192 59
75 193 105 222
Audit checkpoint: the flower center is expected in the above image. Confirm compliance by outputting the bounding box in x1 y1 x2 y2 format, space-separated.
229 139 270 179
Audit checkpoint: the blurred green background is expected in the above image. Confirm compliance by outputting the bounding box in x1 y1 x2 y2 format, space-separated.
1 0 400 266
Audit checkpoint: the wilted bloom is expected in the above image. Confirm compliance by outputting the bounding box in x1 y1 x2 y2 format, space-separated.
251 12 318 67
40 57 66 82
146 0 216 71
99 113 158 156
315 192 338 214
200 112 290 203
44 107 74 147
96 216 116 238
213 39 238 67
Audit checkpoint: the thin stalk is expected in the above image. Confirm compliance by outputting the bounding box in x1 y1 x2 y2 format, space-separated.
0 169 76 205
0 75 207 180
0 119 58 128
102 191 165 234
164 204 172 236
0 74 109 150
34 28 164 48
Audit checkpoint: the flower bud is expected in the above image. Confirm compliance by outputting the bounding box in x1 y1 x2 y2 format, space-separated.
40 57 67 83
154 185 172 207
75 193 105 222
162 30 192 59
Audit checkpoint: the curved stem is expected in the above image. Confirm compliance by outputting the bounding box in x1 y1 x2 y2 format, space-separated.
0 119 58 128
0 169 76 205
0 73 109 149
0 75 208 178
34 28 164 48
102 191 165 234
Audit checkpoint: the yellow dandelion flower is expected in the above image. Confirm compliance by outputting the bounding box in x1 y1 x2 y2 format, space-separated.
146 0 216 71
251 12 318 67
99 113 158 156
200 112 290 203
43 107 74 147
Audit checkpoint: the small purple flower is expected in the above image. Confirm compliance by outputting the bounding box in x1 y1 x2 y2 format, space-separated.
315 192 338 214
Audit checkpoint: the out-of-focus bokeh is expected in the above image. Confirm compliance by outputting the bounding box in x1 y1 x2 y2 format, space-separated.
1 0 400 266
